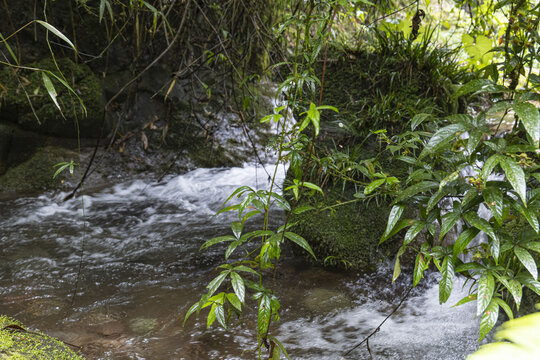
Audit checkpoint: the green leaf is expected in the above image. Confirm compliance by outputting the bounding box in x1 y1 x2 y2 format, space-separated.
230 271 245 303
293 205 316 214
381 204 405 243
464 212 499 261
522 242 540 254
411 113 431 130
364 178 386 195
231 221 243 239
499 156 527 206
482 186 504 225
183 302 200 325
307 102 320 136
36 20 77 52
226 293 242 311
439 168 463 191
477 272 495 316
394 181 439 205
413 253 428 287
513 102 539 146
267 336 291 360
419 124 468 160
233 265 260 276
214 303 226 329
200 235 236 250
225 240 241 260
301 181 323 194
439 256 455 304
481 154 503 182
206 271 228 296
514 246 538 280
284 232 316 259
479 299 499 341
404 220 425 245
207 303 217 328
440 211 460 241
492 297 514 320
393 246 406 283
41 72 61 113
513 202 540 234
257 295 271 336
453 293 477 307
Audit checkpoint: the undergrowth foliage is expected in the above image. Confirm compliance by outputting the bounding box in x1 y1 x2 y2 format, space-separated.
377 0 540 342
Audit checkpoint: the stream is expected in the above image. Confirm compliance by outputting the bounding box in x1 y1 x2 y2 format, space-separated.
0 164 482 359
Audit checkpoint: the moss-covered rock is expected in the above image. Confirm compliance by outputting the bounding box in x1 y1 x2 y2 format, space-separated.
0 145 77 193
0 315 84 360
289 182 401 272
0 58 103 138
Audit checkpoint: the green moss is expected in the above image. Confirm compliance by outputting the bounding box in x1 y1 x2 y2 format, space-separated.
289 181 401 272
0 146 77 193
0 58 103 138
0 315 84 360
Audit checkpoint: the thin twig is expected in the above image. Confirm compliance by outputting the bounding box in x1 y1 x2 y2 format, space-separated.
342 286 413 358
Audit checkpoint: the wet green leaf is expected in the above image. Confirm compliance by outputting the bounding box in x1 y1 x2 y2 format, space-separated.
364 178 385 195
514 246 537 280
453 228 479 258
404 220 425 245
381 204 405 243
477 273 495 316
513 102 539 146
230 271 245 303
499 156 527 206
419 123 468 160
206 271 228 296
439 256 454 304
284 232 315 259
479 299 499 341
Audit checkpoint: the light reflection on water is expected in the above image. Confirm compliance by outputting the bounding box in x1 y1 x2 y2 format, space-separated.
0 164 479 359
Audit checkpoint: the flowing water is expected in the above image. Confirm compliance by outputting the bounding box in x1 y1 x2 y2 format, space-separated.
0 164 481 359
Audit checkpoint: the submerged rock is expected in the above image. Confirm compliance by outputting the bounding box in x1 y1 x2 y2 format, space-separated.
128 317 158 335
303 288 352 313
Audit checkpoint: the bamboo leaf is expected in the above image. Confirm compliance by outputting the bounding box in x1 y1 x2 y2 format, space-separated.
41 72 61 112
36 20 77 52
